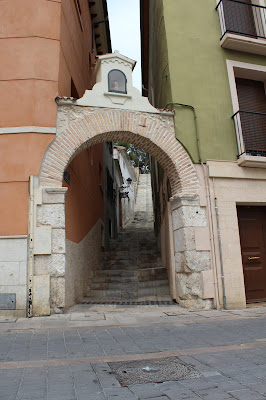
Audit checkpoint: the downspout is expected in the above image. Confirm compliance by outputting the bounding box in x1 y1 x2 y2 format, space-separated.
27 176 34 317
166 102 221 307
214 195 227 309
165 102 201 163
201 164 221 310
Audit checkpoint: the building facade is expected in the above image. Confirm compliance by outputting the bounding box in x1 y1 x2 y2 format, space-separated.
141 0 266 309
113 145 137 229
0 0 111 316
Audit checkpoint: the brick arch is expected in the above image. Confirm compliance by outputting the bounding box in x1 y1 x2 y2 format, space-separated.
39 109 199 196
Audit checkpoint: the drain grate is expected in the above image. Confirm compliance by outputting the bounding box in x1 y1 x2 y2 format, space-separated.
80 300 175 306
108 357 201 386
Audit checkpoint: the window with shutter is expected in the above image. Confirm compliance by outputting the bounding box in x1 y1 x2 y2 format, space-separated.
236 78 266 155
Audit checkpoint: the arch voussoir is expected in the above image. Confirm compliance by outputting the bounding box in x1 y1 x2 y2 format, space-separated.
39 109 199 196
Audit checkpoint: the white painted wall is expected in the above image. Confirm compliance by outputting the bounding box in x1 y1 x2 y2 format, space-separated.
113 146 137 228
0 237 28 317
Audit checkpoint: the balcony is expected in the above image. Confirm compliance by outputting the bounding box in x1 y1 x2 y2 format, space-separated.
233 110 266 167
216 0 266 55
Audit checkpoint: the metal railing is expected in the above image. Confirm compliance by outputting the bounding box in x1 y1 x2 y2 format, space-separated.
232 110 266 156
216 0 266 40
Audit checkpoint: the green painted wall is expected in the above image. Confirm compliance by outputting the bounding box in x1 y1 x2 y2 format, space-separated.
149 0 266 163
148 0 172 110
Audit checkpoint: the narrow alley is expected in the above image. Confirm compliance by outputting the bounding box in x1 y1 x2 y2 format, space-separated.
83 174 172 304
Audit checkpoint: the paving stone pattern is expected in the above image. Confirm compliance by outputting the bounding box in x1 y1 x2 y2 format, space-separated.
1 313 266 399
85 174 171 302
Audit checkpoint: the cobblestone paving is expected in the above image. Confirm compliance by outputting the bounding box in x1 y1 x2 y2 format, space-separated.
0 306 266 399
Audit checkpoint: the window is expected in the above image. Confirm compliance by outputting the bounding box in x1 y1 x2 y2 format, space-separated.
235 78 266 156
216 0 266 55
108 70 127 94
227 60 266 165
222 0 256 37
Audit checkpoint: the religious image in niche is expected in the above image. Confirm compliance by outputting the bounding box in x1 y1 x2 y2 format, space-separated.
112 80 119 90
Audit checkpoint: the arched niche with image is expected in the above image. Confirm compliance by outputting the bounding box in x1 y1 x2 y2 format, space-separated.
108 69 127 94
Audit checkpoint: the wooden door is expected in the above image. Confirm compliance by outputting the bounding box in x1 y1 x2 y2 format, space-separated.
237 206 266 303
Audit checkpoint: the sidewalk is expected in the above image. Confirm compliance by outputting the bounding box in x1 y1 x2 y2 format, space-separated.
1 304 266 399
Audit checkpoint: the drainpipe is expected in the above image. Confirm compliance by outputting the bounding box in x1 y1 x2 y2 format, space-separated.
201 164 221 310
214 196 227 310
165 102 201 163
166 102 221 306
27 176 34 318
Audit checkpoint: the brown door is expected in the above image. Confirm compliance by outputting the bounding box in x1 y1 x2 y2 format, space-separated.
237 206 266 303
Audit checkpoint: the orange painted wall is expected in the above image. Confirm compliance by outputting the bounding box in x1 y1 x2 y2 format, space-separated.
0 133 55 182
64 144 104 243
59 0 97 97
0 0 100 237
60 0 104 244
0 0 61 236
0 0 61 127
0 183 29 236
0 133 54 235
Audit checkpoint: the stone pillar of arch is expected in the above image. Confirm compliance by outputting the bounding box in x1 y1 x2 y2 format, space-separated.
29 105 213 316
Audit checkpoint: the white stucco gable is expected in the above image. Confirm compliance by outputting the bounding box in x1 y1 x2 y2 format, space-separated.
76 51 160 113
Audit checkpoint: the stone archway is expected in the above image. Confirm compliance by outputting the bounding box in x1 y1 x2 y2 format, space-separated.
39 108 199 196
30 106 213 316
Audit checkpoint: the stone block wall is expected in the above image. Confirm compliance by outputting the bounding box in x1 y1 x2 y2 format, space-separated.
34 187 67 315
171 194 213 309
65 219 103 309
33 186 104 314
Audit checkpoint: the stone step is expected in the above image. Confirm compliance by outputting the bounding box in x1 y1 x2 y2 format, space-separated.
80 295 173 303
101 254 161 263
87 279 169 291
92 266 167 277
101 262 163 271
86 285 170 299
92 266 167 279
108 243 158 249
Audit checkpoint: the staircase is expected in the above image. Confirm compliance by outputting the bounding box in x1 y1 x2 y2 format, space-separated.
82 174 172 303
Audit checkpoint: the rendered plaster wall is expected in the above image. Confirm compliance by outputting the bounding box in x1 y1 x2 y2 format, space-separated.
0 237 28 317
118 150 136 228
0 0 60 128
208 161 266 309
64 145 104 243
0 0 60 235
59 0 97 97
148 0 172 109
65 220 103 308
0 0 98 237
63 146 104 308
0 134 54 235
162 0 266 162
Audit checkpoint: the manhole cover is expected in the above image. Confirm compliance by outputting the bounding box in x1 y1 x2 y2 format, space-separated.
108 357 201 386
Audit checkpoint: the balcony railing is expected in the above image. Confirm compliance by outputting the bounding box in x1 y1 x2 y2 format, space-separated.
233 110 266 157
216 0 266 40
